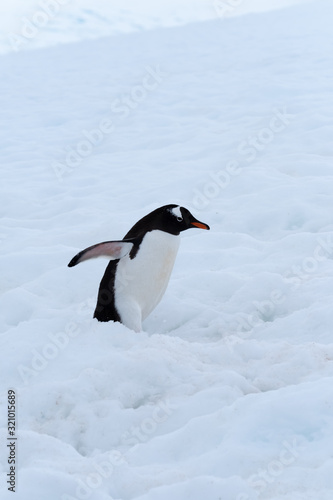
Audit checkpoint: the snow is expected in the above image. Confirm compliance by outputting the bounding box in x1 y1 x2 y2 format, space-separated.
1 0 333 498
0 0 312 55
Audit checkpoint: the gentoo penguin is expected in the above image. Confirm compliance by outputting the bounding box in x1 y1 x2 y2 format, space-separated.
68 204 210 332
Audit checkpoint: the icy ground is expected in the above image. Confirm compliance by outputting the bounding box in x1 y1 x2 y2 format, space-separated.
1 0 333 499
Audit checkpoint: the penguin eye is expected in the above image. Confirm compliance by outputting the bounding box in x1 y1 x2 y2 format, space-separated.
177 216 183 222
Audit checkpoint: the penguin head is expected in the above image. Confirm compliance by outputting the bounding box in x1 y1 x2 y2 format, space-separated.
126 204 208 236
163 205 210 235
123 204 210 240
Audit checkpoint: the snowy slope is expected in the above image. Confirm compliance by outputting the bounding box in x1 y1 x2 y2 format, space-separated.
1 1 333 499
0 0 312 55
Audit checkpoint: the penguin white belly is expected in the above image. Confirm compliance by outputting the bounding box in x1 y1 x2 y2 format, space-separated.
114 230 180 331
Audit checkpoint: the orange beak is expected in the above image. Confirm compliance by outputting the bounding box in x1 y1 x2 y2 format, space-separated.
191 221 210 230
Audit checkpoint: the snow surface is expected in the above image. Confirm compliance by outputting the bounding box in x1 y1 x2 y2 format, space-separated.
0 0 312 55
1 0 333 499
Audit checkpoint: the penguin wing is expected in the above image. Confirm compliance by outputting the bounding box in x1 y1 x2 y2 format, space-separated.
68 240 134 267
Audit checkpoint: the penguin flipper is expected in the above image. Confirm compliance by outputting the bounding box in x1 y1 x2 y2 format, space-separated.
68 240 133 267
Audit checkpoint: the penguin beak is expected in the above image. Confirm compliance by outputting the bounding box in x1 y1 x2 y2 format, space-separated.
191 220 210 230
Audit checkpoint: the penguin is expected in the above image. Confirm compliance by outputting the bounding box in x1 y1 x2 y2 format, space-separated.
68 204 210 332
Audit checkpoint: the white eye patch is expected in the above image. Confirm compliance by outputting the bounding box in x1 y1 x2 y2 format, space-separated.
170 206 183 220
